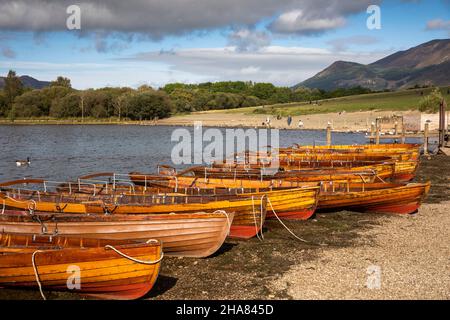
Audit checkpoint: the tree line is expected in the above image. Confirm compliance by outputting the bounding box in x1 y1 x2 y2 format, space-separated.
0 70 374 120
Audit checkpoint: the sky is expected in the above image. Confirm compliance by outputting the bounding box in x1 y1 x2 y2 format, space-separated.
0 0 449 89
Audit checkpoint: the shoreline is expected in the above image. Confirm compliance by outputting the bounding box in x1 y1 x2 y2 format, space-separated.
0 109 436 134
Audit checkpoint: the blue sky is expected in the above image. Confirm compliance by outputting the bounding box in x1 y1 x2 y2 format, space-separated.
0 0 448 89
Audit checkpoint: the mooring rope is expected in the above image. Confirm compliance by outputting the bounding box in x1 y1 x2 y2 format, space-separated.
212 209 232 235
31 250 46 300
259 195 265 240
1 199 5 214
105 240 164 265
266 197 309 243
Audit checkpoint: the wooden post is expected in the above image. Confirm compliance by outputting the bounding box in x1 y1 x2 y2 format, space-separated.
401 125 406 144
370 122 375 144
375 124 380 145
439 99 446 149
326 124 332 146
424 122 429 156
394 121 398 135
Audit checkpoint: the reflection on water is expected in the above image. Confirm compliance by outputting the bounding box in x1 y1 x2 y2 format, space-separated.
0 125 419 181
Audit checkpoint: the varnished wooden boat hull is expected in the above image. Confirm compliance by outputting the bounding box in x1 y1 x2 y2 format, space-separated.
121 185 319 221
187 163 396 181
129 171 377 189
242 187 319 220
318 182 430 214
0 188 264 240
0 212 233 258
279 143 421 161
391 161 419 182
0 234 162 300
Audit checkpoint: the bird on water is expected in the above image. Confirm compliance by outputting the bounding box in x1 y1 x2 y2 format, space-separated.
15 157 30 167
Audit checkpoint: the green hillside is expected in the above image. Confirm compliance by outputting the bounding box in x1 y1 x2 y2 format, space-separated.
242 86 450 116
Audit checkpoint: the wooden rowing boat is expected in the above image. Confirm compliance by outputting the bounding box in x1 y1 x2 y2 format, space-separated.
279 143 421 161
0 211 232 258
87 184 319 221
0 184 263 240
129 169 378 186
157 186 320 220
159 161 401 183
0 233 162 300
129 171 376 188
318 181 430 214
39 174 320 221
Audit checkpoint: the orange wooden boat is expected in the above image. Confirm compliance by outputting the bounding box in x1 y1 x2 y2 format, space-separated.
0 186 263 240
224 150 418 182
46 173 320 221
129 169 378 186
180 163 394 181
163 186 320 220
318 181 430 214
0 233 162 300
129 171 377 189
279 143 421 161
0 211 233 257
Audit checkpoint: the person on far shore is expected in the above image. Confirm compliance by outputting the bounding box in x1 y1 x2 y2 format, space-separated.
298 119 304 128
287 115 292 126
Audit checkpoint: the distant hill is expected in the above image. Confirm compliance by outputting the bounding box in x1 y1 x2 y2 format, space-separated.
296 39 450 91
0 75 51 89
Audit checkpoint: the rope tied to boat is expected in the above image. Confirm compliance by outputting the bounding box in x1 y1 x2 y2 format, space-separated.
260 195 265 240
1 199 5 214
266 197 309 243
213 210 232 235
105 241 164 265
251 196 264 241
31 250 47 300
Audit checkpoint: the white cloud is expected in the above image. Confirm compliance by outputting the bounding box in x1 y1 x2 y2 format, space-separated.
1 43 391 88
227 29 271 52
127 45 389 86
270 10 346 35
425 18 450 34
240 66 261 75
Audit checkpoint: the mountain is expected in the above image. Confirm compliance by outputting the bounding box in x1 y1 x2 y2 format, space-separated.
296 39 450 91
0 75 51 89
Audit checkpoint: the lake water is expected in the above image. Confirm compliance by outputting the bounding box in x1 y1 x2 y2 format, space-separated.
0 125 420 181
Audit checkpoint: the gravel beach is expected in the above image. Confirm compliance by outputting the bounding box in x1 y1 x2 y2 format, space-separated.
269 200 450 299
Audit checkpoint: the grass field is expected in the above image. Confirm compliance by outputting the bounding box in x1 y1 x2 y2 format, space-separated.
225 86 450 116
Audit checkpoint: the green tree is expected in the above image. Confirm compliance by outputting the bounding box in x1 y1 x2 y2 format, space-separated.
51 76 72 88
0 92 7 117
241 95 261 107
82 89 111 118
418 88 444 113
13 90 49 117
50 92 81 118
3 70 23 108
170 88 195 112
125 90 172 120
270 87 293 103
112 88 134 120
251 83 276 100
162 83 190 94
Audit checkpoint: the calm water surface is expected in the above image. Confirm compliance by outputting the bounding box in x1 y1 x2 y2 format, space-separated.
0 124 412 181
